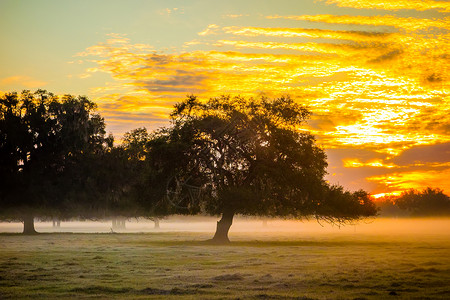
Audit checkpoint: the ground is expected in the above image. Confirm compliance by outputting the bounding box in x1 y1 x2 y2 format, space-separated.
0 219 449 299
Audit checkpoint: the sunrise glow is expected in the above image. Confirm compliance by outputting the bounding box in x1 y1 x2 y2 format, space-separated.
1 0 448 196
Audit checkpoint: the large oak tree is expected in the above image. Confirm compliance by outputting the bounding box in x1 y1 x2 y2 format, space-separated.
147 95 377 243
0 90 112 234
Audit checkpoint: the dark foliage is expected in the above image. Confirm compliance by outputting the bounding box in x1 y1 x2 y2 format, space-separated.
376 188 450 217
0 90 112 230
118 127 171 218
376 196 410 217
0 91 378 237
145 95 377 241
396 187 450 216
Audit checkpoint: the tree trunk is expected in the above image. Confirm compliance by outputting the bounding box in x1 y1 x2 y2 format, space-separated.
52 218 61 228
154 218 160 229
211 210 234 243
23 213 37 235
113 218 125 229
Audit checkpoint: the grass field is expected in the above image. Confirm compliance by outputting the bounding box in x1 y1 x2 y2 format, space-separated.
1 219 449 299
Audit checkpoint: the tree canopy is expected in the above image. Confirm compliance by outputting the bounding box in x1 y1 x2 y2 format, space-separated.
146 95 377 242
0 90 112 233
0 91 377 238
115 127 172 219
396 188 450 217
375 188 450 217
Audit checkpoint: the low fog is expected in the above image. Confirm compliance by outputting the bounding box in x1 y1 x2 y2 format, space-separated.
1 216 449 238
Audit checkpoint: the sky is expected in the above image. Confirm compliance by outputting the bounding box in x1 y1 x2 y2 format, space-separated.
1 0 449 197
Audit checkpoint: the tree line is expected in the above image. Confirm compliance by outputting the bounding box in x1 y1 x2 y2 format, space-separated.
377 188 450 217
1 90 378 242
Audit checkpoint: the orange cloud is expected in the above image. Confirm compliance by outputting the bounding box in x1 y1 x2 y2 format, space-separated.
343 158 395 168
267 14 450 31
215 39 389 57
80 22 449 167
1 76 48 89
78 14 450 195
371 191 402 199
367 168 450 192
198 24 221 36
321 0 450 12
222 26 398 43
223 14 250 18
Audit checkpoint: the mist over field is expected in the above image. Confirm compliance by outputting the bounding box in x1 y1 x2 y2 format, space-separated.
1 0 449 298
1 217 449 237
2 217 450 300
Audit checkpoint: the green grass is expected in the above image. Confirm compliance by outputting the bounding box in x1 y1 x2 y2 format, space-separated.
0 231 449 299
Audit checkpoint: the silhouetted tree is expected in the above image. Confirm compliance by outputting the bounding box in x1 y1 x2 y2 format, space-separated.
86 127 170 228
149 217 160 229
375 195 409 217
396 187 450 216
0 90 112 233
120 127 171 223
147 95 377 243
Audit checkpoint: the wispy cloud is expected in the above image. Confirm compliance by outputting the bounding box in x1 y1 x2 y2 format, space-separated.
368 168 450 192
158 7 184 16
198 24 221 36
267 14 450 31
0 76 48 88
320 0 450 12
215 39 385 55
78 1 450 194
223 26 397 42
223 14 250 18
81 35 449 155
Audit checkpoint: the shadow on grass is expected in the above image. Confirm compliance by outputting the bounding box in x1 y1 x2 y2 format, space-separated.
69 285 201 296
0 232 396 247
125 239 395 248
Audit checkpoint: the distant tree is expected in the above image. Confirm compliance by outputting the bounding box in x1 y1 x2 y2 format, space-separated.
149 217 160 229
73 145 131 218
0 90 112 234
396 187 450 217
146 95 377 243
376 196 409 217
71 127 171 230
120 128 171 224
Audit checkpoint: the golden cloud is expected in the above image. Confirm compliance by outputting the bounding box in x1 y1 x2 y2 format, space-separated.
343 158 396 168
222 26 399 43
266 14 450 31
79 7 449 196
0 76 48 89
214 39 392 58
80 33 449 154
367 168 450 192
198 24 221 36
223 14 250 18
321 0 450 12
